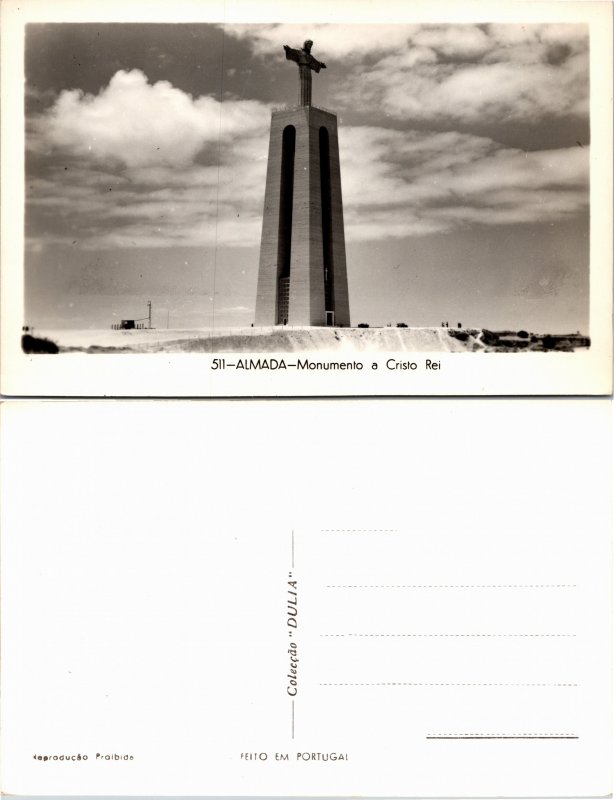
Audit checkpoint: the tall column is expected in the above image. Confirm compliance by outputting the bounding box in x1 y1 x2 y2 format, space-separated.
254 106 350 327
299 65 312 106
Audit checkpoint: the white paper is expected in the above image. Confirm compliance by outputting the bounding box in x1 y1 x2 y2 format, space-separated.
1 399 611 796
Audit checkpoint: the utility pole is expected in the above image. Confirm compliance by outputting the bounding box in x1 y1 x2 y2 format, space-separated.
147 300 152 329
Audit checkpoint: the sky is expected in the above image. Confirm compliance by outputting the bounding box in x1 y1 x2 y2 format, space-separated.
24 22 590 332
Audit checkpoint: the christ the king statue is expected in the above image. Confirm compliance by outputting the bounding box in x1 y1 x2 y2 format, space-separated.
283 39 327 107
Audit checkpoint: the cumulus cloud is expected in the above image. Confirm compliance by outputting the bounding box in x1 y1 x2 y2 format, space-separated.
31 69 270 168
27 69 271 248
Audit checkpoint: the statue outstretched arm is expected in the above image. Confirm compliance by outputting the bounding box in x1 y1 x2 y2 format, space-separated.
283 44 301 63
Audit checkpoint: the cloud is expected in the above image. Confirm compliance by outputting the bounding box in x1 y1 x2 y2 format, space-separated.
224 23 588 125
28 160 266 249
412 25 492 58
369 56 587 123
224 23 417 60
30 69 270 168
338 23 588 124
338 126 588 241
27 69 271 248
27 65 588 251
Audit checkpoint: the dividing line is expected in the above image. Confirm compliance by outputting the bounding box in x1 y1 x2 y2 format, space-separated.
320 529 398 532
320 633 575 638
427 735 579 740
325 584 576 589
290 529 295 740
320 682 578 687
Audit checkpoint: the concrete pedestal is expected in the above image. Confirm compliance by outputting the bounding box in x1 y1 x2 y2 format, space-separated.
255 106 350 327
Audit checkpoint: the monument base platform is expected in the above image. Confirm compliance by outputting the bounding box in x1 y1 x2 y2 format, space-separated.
28 327 590 354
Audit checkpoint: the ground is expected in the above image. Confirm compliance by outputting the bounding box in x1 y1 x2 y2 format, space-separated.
21 327 590 354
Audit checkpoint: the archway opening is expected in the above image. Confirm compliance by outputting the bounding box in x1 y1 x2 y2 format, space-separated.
319 126 334 315
277 125 296 324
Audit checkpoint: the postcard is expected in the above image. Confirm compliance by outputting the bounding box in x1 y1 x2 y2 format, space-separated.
1 0 612 396
1 398 611 796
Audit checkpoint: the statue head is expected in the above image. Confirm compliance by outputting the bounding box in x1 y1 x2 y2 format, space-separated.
303 39 313 53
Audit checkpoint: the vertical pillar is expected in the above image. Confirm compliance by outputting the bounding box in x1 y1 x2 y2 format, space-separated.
299 66 312 106
254 106 350 327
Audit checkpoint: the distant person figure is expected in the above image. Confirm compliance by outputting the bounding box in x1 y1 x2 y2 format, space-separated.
458 322 462 328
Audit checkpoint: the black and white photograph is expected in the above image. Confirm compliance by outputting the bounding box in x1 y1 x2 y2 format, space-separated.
1 0 612 395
